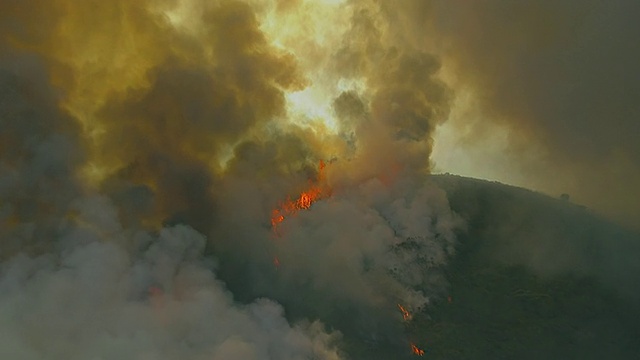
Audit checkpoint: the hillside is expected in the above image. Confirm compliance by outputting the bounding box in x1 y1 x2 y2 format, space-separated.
400 174 640 359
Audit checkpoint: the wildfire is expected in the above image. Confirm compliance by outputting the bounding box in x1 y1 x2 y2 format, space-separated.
268 161 427 356
411 343 425 356
397 303 412 321
398 305 425 356
269 160 329 270
271 160 328 235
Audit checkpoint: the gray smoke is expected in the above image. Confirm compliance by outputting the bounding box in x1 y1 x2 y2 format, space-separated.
406 0 640 228
0 1 462 358
0 195 343 360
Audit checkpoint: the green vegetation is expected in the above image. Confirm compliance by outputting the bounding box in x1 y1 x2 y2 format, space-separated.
405 175 640 359
409 259 640 359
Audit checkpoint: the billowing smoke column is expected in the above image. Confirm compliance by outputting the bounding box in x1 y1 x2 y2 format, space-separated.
0 196 342 359
0 0 460 358
418 0 640 228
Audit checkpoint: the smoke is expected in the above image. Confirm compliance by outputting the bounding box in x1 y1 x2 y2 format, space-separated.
2 0 640 357
414 0 640 228
0 195 342 360
0 5 344 355
0 0 461 358
213 165 458 342
0 46 85 257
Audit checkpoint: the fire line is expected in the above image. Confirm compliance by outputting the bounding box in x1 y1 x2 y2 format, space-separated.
271 160 327 235
397 303 412 321
411 343 425 356
269 160 329 268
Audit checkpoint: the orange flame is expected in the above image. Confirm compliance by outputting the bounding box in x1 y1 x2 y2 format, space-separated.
271 160 328 235
411 343 425 356
397 303 412 321
269 161 330 269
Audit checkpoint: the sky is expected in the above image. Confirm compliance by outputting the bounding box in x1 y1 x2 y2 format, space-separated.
0 0 638 358
3 0 638 227
425 0 640 229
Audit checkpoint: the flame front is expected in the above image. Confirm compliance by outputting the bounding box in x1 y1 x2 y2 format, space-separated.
269 161 329 268
271 160 328 235
397 303 412 321
269 164 429 356
411 343 425 356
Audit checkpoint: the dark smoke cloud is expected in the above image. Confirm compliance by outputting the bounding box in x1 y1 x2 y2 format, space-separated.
89 1 306 231
0 0 462 358
330 3 452 177
0 196 343 360
395 0 640 227
0 2 346 357
201 3 460 348
7 0 635 358
213 162 459 343
0 48 85 257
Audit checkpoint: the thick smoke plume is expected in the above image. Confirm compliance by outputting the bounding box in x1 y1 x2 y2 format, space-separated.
417 0 640 228
2 0 639 358
0 195 343 360
0 0 460 358
5 0 640 359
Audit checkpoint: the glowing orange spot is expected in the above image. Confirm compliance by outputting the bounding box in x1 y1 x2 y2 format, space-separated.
397 303 412 321
411 343 425 356
271 160 329 235
271 209 285 228
447 295 453 304
273 256 280 268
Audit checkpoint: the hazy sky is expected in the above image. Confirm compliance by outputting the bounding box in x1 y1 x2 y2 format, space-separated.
1 1 639 358
425 0 640 229
3 0 638 228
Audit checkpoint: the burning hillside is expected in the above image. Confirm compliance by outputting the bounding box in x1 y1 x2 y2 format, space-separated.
271 160 329 236
1 0 639 359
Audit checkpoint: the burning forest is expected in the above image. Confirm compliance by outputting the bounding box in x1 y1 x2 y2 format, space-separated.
1 0 640 359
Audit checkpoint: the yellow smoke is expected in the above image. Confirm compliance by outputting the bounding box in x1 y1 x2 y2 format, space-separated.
1 0 452 231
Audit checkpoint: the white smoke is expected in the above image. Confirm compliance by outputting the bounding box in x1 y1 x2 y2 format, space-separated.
211 161 462 343
278 176 459 310
0 195 343 360
0 1 464 358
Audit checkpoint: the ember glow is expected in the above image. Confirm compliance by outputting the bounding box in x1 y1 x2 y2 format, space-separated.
411 343 425 356
2 0 639 359
271 160 329 235
0 0 462 357
397 303 413 321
